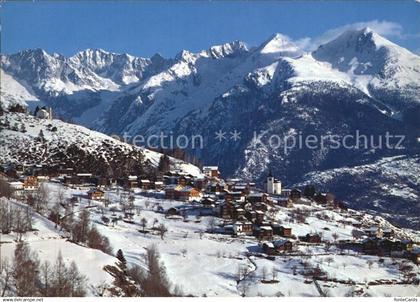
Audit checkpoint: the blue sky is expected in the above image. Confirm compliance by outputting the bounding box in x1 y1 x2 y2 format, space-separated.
2 1 419 57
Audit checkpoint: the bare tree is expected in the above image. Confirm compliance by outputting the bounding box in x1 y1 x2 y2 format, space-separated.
35 183 50 213
140 217 148 232
180 248 187 257
1 259 12 297
238 281 249 297
272 267 278 281
157 224 168 240
13 241 40 296
144 199 150 209
208 217 216 233
262 266 268 281
40 260 52 296
68 261 87 296
57 187 66 206
326 257 334 266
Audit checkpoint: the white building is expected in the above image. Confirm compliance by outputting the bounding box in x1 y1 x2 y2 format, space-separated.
36 107 53 119
202 166 220 178
266 171 282 195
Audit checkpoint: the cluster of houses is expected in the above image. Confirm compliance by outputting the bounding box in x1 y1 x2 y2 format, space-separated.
2 162 419 263
360 226 419 264
161 167 314 252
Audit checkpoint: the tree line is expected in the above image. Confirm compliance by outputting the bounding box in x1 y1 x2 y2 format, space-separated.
1 242 86 297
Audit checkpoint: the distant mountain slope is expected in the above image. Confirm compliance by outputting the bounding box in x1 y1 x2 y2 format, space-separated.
0 111 202 178
312 27 420 126
296 155 420 229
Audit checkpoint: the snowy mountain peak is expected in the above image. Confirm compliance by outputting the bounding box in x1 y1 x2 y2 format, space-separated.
312 27 419 75
258 33 303 58
209 40 248 59
175 50 196 62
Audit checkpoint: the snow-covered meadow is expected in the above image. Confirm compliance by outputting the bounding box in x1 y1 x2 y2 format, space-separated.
2 182 418 297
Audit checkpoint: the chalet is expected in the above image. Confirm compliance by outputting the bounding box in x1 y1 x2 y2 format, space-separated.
202 166 220 179
201 197 215 208
36 175 49 183
362 238 413 255
96 177 109 188
261 242 276 255
232 183 249 195
193 178 206 191
365 227 383 238
271 223 282 235
280 226 292 238
165 184 181 199
255 210 265 224
234 208 245 219
165 184 201 201
9 181 24 198
278 197 293 208
178 186 201 202
127 176 138 189
224 224 235 235
362 238 378 254
166 207 179 216
87 188 105 200
289 189 301 202
325 192 335 205
382 228 394 238
241 221 253 235
232 222 243 235
232 221 252 236
253 202 268 212
300 233 322 243
23 176 39 191
154 181 164 190
221 201 234 219
247 192 268 204
77 173 94 184
140 179 151 190
224 191 243 202
245 210 257 222
273 239 293 252
164 175 178 185
178 175 190 186
399 239 413 252
257 226 273 241
225 178 241 190
208 182 223 193
410 248 420 264
280 189 291 198
58 167 74 177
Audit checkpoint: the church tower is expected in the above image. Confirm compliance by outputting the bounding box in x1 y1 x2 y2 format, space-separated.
267 169 274 194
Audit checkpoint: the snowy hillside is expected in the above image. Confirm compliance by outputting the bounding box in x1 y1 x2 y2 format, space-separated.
0 111 202 178
2 181 419 297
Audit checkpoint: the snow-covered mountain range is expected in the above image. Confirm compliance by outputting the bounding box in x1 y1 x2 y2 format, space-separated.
1 27 419 227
